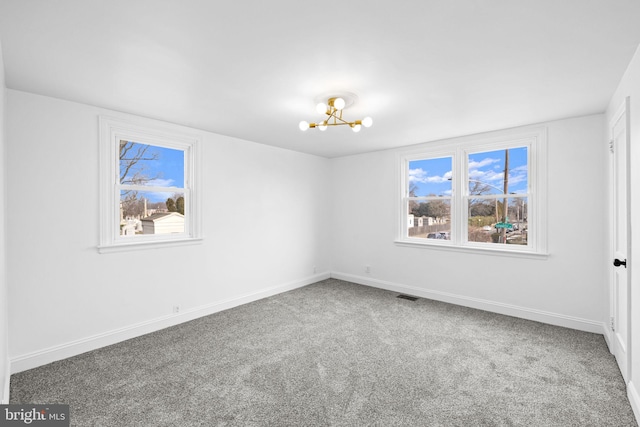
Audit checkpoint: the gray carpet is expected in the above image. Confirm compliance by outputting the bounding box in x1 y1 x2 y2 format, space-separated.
10 279 638 426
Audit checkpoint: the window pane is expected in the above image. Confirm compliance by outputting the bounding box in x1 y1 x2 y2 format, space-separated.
468 147 528 195
468 197 528 245
407 200 451 239
408 157 452 197
119 141 184 187
120 190 185 236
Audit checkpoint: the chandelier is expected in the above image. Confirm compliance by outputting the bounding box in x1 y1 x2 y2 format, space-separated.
299 96 372 133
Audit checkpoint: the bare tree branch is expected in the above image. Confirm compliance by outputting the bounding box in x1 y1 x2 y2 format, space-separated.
119 141 160 185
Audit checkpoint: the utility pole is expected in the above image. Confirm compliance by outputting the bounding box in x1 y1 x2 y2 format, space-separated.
502 149 509 244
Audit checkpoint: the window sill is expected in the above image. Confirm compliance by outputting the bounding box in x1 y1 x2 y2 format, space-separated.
98 237 204 254
394 239 548 260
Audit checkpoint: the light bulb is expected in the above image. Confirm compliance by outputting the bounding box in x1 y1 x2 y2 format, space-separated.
299 121 309 131
316 102 327 114
318 121 327 131
352 124 362 132
362 116 373 128
333 97 346 110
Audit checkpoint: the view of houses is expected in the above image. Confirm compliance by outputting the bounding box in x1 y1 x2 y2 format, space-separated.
407 213 527 245
120 198 185 236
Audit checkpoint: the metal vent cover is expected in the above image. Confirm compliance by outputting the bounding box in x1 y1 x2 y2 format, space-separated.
396 294 419 301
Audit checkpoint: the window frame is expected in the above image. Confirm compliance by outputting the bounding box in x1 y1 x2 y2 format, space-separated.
98 116 203 253
403 151 456 247
396 127 547 258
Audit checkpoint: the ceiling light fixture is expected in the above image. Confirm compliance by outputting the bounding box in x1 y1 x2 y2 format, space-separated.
299 96 372 133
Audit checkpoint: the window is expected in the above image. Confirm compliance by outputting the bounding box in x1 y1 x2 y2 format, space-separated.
398 128 547 256
99 116 202 253
466 146 528 246
406 156 453 240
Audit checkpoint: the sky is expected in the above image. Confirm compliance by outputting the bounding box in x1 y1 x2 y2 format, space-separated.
409 147 528 197
120 141 185 203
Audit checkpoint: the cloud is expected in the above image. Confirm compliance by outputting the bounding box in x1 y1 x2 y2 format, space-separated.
146 178 176 187
469 168 504 183
409 168 452 184
508 173 528 186
468 157 504 183
469 170 527 193
468 157 500 170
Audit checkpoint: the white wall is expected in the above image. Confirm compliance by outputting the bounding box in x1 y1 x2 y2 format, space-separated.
0 40 9 403
607 44 640 419
330 115 607 332
0 64 621 405
5 90 331 372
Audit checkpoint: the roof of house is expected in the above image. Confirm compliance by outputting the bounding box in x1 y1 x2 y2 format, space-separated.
141 212 185 223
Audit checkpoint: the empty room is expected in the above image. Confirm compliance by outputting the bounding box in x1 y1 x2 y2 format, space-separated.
2 1 640 425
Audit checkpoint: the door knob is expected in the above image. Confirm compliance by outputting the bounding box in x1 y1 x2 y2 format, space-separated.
614 258 627 268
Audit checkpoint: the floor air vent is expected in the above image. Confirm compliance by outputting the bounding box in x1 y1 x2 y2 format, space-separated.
397 294 419 301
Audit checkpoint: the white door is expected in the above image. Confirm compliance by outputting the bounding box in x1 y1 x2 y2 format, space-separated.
611 97 630 382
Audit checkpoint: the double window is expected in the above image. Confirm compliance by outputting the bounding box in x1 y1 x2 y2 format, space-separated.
398 128 547 255
99 116 202 253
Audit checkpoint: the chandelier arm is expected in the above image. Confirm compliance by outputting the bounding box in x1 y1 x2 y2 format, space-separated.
327 110 351 125
324 121 355 127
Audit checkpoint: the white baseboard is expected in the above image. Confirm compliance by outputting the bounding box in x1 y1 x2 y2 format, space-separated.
603 323 614 353
8 270 607 374
331 271 605 334
628 381 640 424
2 362 9 404
10 272 330 374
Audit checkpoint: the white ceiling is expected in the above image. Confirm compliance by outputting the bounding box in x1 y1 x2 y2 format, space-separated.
1 1 640 158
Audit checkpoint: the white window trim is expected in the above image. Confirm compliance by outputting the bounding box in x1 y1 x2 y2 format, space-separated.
98 115 203 253
396 126 548 258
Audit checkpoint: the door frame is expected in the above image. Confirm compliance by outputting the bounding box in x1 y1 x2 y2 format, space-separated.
609 96 632 382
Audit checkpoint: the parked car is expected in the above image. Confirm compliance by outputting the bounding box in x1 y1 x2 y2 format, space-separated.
427 232 450 240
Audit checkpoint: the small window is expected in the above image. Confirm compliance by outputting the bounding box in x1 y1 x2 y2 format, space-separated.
99 117 202 253
406 156 453 241
465 147 528 246
119 142 186 236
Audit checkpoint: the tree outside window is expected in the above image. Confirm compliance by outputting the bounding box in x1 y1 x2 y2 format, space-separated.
398 128 545 255
99 116 202 253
